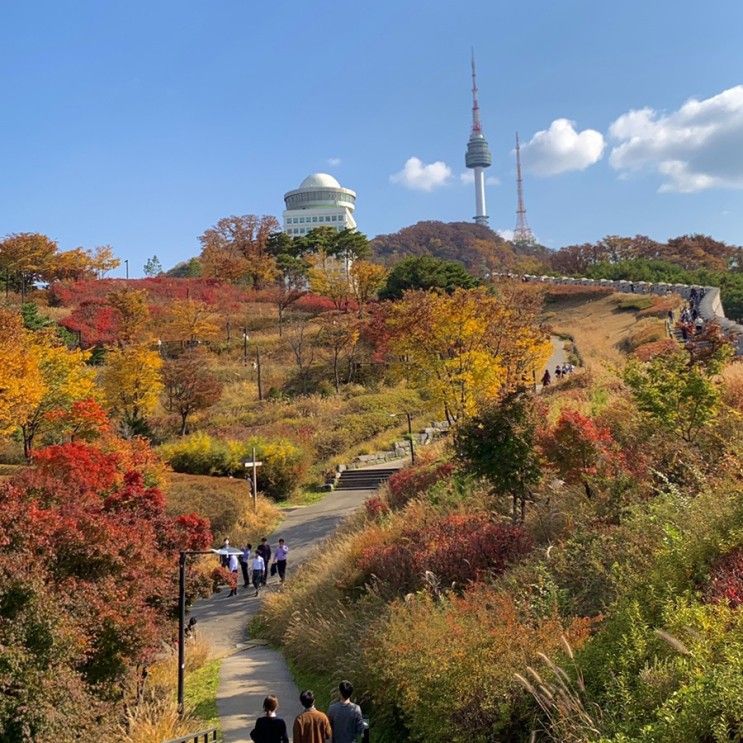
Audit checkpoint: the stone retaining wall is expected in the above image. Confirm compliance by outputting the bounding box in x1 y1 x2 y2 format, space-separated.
509 273 743 355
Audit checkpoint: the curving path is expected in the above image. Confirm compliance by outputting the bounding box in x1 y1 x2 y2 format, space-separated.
192 461 406 742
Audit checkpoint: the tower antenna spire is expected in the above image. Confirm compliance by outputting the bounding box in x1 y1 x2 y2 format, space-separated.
513 132 535 245
470 47 482 135
465 49 492 226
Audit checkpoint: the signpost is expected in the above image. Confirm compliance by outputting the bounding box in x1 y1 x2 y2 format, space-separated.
244 447 263 512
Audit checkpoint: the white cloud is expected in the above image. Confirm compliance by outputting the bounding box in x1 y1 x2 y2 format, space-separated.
327 157 342 166
459 171 500 186
521 119 605 176
496 229 515 241
390 157 452 191
609 85 743 192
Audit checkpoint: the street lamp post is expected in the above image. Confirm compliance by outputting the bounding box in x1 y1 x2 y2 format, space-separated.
177 548 219 714
244 449 263 512
242 329 249 366
124 259 129 280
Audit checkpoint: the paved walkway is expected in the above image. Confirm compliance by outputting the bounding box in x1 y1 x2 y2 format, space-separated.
539 335 569 390
192 460 407 742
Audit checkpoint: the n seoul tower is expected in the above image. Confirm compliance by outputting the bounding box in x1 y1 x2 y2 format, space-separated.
465 50 493 226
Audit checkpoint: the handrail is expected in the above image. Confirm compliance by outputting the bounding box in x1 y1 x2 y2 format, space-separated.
163 729 219 743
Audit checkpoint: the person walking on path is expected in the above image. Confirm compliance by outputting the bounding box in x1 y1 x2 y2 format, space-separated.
252 549 265 597
250 695 289 743
257 537 271 586
227 552 240 597
220 537 231 568
240 542 253 588
541 369 551 387
327 681 364 743
293 690 331 743
274 538 289 584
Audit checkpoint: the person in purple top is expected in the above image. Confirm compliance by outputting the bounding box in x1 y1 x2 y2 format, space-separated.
274 538 289 583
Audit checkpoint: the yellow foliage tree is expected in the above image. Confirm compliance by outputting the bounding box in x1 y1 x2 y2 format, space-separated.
0 309 44 437
159 298 222 343
107 287 152 346
385 287 551 421
308 252 352 311
101 346 163 432
20 337 98 457
350 260 388 313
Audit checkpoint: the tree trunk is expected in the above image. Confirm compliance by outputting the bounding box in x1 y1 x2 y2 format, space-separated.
180 413 188 436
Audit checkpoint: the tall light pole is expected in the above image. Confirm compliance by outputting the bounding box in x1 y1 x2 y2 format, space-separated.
124 259 129 280
242 328 249 366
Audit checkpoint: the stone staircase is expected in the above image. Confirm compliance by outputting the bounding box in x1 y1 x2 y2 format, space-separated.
334 467 399 491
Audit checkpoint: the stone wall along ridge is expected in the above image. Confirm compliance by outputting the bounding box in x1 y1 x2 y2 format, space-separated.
500 273 743 356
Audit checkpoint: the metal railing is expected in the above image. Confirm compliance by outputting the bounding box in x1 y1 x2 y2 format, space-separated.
163 729 219 743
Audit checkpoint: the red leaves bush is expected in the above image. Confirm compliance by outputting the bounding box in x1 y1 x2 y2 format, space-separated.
386 461 455 510
703 547 743 608
364 496 390 520
357 513 532 594
0 440 212 736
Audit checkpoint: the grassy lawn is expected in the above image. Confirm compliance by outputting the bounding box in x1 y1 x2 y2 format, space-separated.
184 657 222 731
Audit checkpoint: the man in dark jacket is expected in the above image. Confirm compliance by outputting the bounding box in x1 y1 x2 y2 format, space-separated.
256 537 271 585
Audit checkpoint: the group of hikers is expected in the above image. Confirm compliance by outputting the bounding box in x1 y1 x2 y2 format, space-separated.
250 682 367 743
540 361 574 387
219 536 289 597
676 288 707 340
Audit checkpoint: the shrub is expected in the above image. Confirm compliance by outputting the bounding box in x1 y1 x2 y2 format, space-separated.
386 460 455 510
621 317 668 352
356 512 533 594
159 431 232 476
363 587 593 743
703 547 743 608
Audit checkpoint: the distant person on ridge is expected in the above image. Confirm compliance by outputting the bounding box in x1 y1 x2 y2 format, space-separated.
274 538 289 584
328 681 365 743
293 690 331 743
250 694 289 743
257 537 271 585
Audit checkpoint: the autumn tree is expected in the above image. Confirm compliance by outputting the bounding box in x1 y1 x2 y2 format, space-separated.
162 349 223 435
623 347 728 443
540 409 619 499
309 252 352 311
385 287 551 422
455 392 543 522
200 214 279 288
286 317 321 394
107 286 152 346
19 338 98 458
44 245 120 282
0 309 44 436
0 441 211 738
350 260 387 314
0 232 58 297
101 346 163 433
268 255 309 335
160 298 221 344
318 312 360 392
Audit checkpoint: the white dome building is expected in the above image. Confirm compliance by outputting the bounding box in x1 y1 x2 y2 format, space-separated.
282 173 357 236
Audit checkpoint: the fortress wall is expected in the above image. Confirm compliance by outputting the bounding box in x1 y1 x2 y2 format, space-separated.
502 274 743 355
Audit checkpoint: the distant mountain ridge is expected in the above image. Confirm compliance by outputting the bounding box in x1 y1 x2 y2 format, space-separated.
371 221 549 277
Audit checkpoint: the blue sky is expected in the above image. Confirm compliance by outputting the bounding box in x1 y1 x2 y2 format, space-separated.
2 0 743 275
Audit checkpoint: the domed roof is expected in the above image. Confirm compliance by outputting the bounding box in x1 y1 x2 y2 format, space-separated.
299 173 341 189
